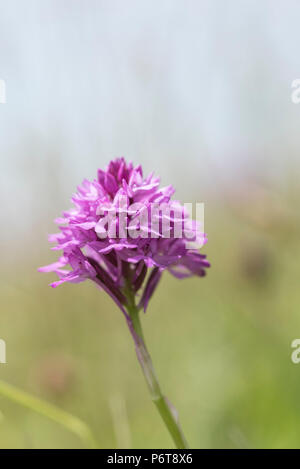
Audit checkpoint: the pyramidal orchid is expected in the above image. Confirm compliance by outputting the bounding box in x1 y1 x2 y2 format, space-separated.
39 158 209 448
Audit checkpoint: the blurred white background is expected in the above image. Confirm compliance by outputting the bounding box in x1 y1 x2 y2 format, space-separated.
0 0 300 240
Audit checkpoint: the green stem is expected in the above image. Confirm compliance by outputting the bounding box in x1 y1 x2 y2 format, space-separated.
125 295 189 449
0 379 97 449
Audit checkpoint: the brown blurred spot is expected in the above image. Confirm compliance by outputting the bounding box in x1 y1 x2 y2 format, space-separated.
31 353 76 397
240 242 272 284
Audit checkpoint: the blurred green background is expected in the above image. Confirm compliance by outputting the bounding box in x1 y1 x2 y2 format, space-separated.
1 186 300 448
1 0 300 449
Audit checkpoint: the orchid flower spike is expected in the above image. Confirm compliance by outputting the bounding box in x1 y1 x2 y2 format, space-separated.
39 158 210 449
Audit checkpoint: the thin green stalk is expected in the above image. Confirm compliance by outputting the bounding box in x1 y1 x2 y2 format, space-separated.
125 292 188 449
0 379 97 448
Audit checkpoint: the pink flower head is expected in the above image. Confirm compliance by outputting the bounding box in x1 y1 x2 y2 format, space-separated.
39 158 210 313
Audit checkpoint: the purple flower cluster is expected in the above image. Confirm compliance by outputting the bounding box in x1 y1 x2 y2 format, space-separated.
39 158 209 312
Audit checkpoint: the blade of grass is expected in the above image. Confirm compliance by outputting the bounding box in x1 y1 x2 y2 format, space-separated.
0 379 97 448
